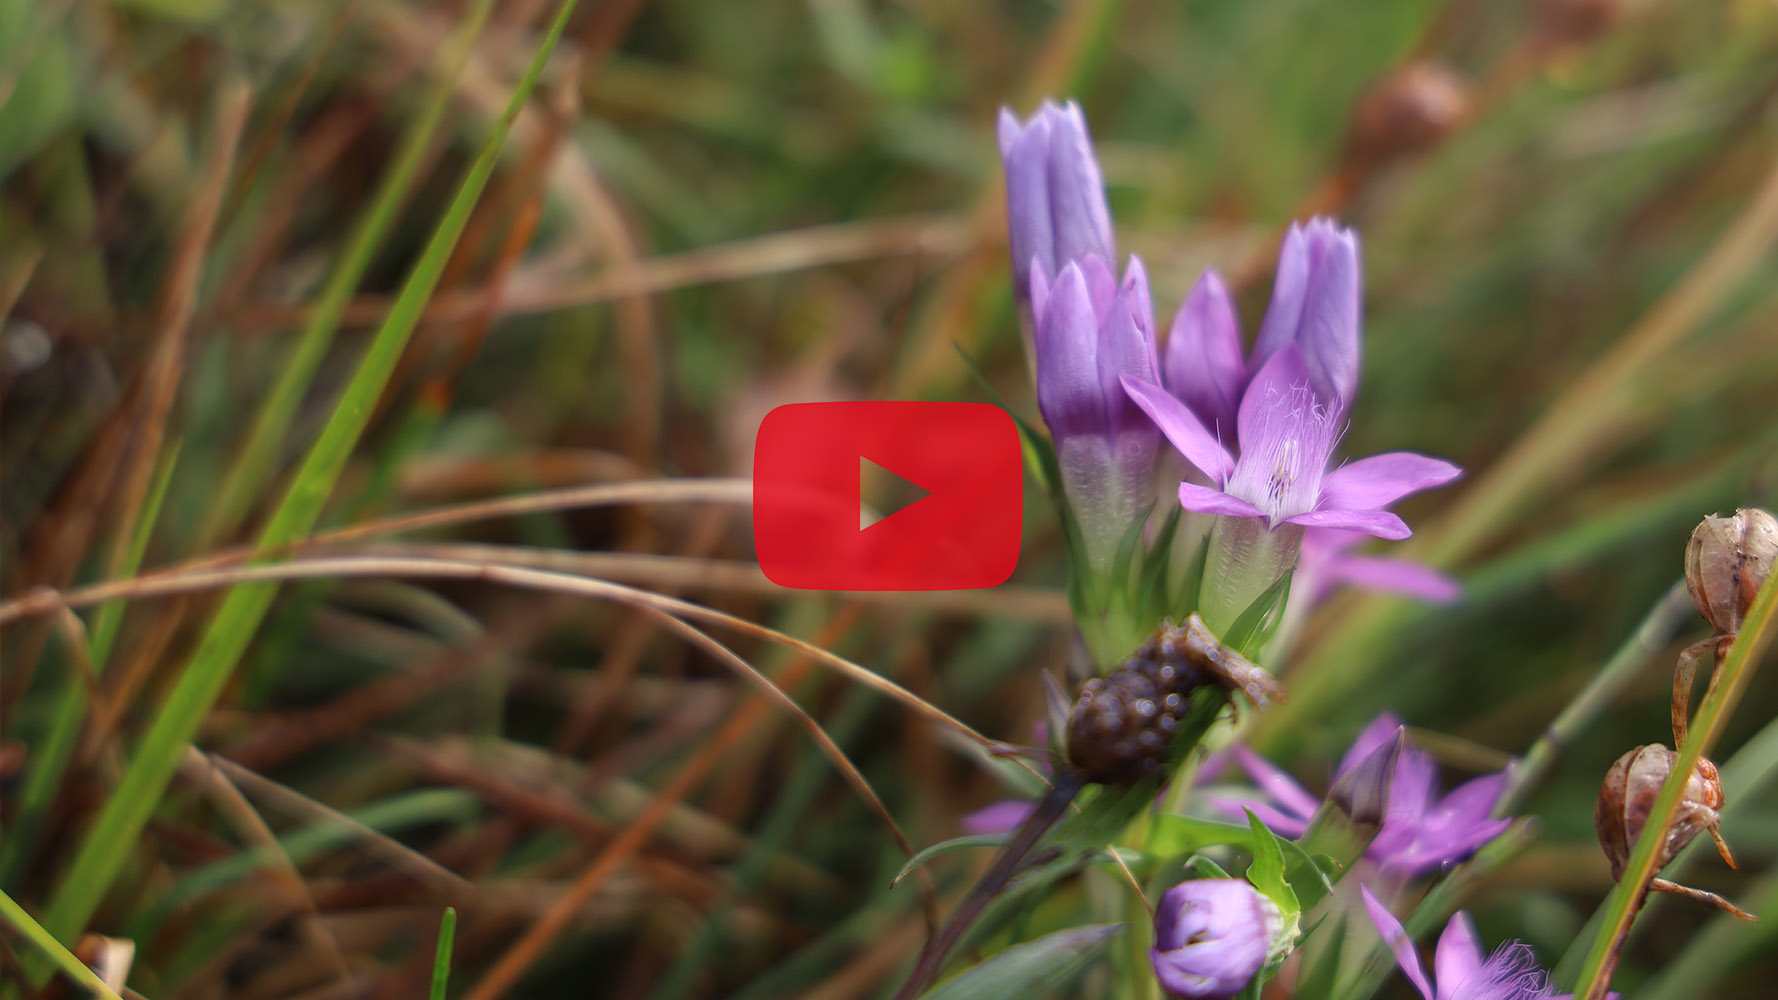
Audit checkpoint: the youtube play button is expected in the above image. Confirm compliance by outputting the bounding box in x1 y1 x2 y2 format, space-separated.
752 402 1023 590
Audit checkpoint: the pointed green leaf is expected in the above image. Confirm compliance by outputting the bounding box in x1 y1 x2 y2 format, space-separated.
918 923 1123 1000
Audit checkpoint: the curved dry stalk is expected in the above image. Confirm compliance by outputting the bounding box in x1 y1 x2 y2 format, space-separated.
637 605 940 932
0 553 1004 757
353 541 1072 622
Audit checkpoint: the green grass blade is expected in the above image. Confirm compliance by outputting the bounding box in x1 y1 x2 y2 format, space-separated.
431 907 458 1000
0 888 125 1000
194 0 495 550
39 0 577 947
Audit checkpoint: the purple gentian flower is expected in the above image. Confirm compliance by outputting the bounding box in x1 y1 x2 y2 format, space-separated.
1212 714 1512 877
1124 346 1460 541
1361 886 1597 1000
998 100 1116 305
1032 256 1162 567
1151 879 1280 998
1299 528 1461 605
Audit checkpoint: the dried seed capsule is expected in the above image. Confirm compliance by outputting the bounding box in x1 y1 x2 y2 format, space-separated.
1685 508 1778 635
1066 614 1283 785
1345 62 1471 170
1593 744 1727 881
1535 0 1620 50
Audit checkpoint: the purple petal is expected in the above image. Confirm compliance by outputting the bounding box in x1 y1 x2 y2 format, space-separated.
1339 713 1406 778
1163 269 1246 438
1361 885 1435 1000
1436 772 1507 822
1235 345 1311 458
962 799 1036 836
1320 453 1462 513
1387 743 1438 824
1000 113 1058 290
1100 258 1161 434
1434 912 1486 994
1251 224 1309 369
1043 101 1116 276
1077 253 1117 316
1285 507 1412 540
1028 260 1051 321
1122 376 1235 483
1207 796 1311 839
1226 346 1340 520
1178 482 1265 519
1230 746 1322 821
1294 221 1361 412
1321 553 1461 604
1034 264 1106 439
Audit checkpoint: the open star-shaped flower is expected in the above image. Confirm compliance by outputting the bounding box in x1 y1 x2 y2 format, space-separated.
1124 346 1460 540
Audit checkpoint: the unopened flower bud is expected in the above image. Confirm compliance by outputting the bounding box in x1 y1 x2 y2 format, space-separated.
1150 879 1281 998
1345 62 1471 171
1684 508 1778 635
1327 725 1404 830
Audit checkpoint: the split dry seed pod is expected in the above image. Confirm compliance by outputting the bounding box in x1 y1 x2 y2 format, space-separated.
1594 744 1754 921
1685 507 1778 636
1673 507 1777 745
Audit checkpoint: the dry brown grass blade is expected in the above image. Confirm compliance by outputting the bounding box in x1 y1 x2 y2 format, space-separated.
228 215 969 330
638 604 938 915
179 749 356 990
207 753 474 899
169 477 755 574
0 554 1002 754
105 80 250 585
354 541 1072 622
459 609 861 1000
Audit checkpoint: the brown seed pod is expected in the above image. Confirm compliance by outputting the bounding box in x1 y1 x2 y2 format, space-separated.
1594 744 1724 880
1684 507 1778 636
1594 745 1753 920
1344 62 1471 170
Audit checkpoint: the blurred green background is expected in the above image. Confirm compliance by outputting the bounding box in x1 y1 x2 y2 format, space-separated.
2 0 1775 997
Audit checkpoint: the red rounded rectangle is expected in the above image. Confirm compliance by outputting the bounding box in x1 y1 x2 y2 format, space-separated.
753 402 1023 591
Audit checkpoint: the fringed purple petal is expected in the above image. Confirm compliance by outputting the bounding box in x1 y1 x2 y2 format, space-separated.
1122 376 1235 484
1227 346 1338 521
1321 452 1462 512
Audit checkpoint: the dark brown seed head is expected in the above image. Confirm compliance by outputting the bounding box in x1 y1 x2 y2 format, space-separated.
1066 616 1283 786
1345 62 1471 169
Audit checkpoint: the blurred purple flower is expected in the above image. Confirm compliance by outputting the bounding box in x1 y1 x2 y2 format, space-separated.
1299 528 1461 605
1032 256 1162 566
1124 347 1460 541
998 100 1116 304
1151 879 1279 998
1361 886 1598 1000
1211 714 1512 877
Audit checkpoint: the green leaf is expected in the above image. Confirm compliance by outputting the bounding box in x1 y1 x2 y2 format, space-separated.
1175 531 1211 619
891 834 1008 887
1136 504 1184 620
1184 855 1231 879
1146 815 1256 858
1109 500 1156 602
918 923 1123 1000
1243 810 1300 921
1221 570 1293 657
